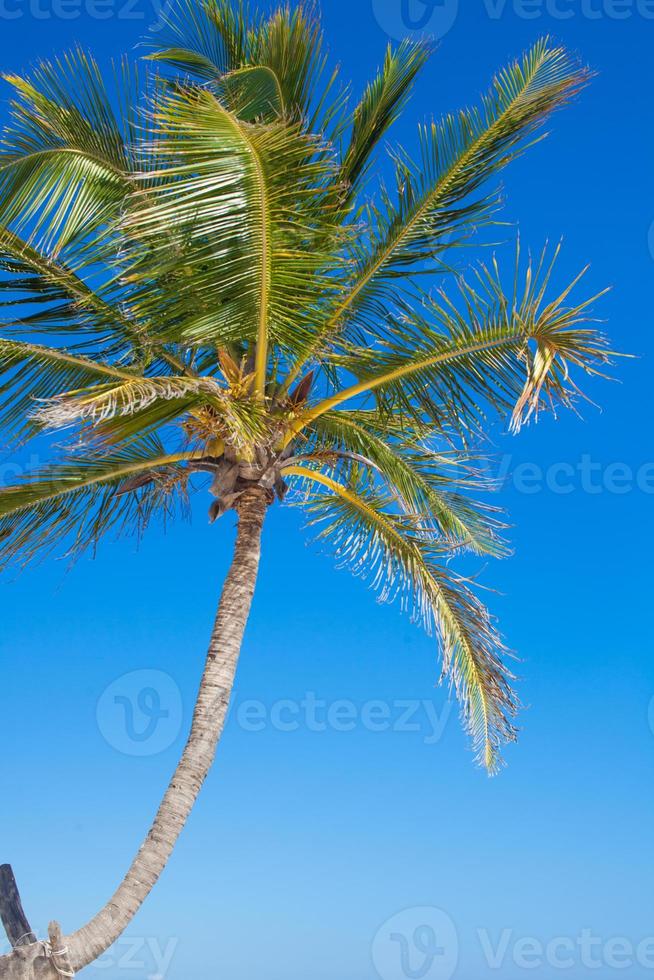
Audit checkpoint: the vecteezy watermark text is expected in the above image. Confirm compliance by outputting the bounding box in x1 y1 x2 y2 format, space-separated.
479 928 654 971
493 453 654 496
94 936 179 977
0 0 171 21
373 907 460 980
372 0 654 41
236 694 453 746
373 908 654 979
3 452 653 497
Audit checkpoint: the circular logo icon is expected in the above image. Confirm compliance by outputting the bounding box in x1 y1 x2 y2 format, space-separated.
97 670 183 757
372 907 459 980
371 0 459 42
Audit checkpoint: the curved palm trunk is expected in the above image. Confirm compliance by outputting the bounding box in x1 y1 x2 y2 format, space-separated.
64 486 268 971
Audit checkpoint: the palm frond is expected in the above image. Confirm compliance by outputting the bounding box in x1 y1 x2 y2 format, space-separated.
148 0 328 123
284 38 590 384
0 225 141 349
306 409 508 556
0 48 134 254
284 464 518 773
0 338 135 440
217 65 286 122
340 39 432 196
123 85 344 370
33 375 220 429
145 0 248 80
247 2 327 122
300 245 612 437
0 440 198 569
34 373 269 452
0 225 192 379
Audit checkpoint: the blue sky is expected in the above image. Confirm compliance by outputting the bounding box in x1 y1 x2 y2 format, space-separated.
0 2 652 979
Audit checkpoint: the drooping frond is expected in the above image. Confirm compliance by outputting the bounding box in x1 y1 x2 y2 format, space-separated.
33 373 269 452
305 409 508 556
284 465 518 773
33 375 220 428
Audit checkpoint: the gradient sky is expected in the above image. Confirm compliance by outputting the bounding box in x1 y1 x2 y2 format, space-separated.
1 2 652 979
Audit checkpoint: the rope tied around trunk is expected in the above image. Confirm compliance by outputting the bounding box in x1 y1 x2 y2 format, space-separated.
40 939 74 978
10 925 75 978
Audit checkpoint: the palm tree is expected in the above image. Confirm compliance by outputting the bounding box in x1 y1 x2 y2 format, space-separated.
0 2 612 975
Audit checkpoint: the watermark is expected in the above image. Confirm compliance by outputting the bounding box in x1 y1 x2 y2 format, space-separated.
372 0 460 40
648 219 654 262
492 453 654 496
0 453 42 484
479 928 654 970
0 0 171 21
0 934 178 976
372 0 654 39
373 909 654 977
2 453 651 497
94 937 179 978
235 694 454 746
96 670 183 757
372 907 459 980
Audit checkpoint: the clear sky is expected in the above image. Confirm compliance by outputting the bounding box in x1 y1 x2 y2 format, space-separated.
0 2 652 979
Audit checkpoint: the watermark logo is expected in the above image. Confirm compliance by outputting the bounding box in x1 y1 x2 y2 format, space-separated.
372 907 459 980
372 0 459 40
96 670 183 757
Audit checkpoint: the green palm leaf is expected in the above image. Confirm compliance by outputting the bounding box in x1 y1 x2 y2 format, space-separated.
301 246 611 438
0 440 198 568
305 409 508 557
123 85 344 372
339 39 432 196
285 464 518 774
283 38 590 386
0 338 135 439
0 49 134 254
148 0 328 122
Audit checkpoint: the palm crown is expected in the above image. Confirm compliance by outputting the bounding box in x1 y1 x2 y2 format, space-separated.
0 1 612 774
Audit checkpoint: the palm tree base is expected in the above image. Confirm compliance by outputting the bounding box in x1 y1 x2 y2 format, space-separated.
0 899 70 980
